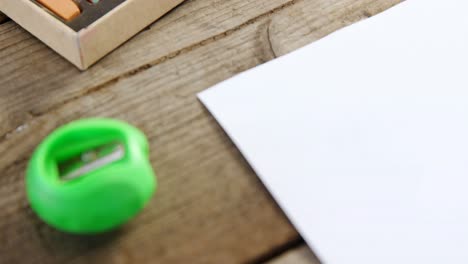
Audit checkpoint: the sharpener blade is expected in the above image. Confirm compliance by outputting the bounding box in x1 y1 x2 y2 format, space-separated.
58 143 124 181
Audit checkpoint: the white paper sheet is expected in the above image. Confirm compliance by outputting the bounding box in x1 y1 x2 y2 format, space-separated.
198 0 468 263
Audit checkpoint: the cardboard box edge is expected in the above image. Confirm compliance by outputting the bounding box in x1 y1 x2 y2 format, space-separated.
78 0 186 69
0 0 83 69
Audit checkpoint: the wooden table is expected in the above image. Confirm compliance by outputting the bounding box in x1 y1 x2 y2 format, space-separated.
0 0 401 263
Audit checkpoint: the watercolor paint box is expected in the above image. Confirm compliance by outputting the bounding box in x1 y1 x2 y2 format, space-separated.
0 0 185 69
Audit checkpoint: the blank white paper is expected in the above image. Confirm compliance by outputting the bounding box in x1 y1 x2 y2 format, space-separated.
198 0 468 263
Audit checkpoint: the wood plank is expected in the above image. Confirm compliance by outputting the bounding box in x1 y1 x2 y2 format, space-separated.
265 246 320 264
0 0 401 140
0 0 293 136
0 13 299 264
0 0 403 263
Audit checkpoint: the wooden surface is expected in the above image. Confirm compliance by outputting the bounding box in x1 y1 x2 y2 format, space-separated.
266 246 320 264
0 0 402 263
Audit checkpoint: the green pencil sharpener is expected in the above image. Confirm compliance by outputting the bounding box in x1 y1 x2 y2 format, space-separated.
26 118 156 234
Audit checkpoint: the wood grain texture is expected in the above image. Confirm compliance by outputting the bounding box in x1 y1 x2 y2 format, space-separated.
265 246 319 264
0 0 293 136
0 0 402 263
